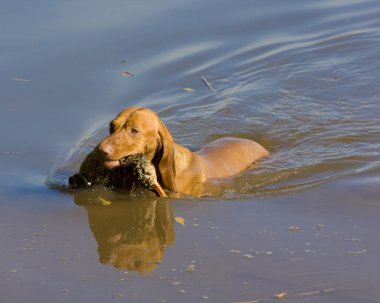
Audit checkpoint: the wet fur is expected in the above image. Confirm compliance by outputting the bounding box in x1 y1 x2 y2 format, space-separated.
71 107 269 195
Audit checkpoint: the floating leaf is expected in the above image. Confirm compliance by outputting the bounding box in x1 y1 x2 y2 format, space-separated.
175 216 186 226
120 71 134 77
288 226 300 231
98 196 112 206
183 87 194 92
274 292 287 299
185 264 195 272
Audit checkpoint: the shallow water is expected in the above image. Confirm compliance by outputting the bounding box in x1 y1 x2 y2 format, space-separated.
1 0 380 302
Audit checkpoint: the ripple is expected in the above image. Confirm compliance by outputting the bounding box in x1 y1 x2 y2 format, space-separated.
49 0 380 199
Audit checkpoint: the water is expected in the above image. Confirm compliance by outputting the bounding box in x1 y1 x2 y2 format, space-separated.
1 0 380 302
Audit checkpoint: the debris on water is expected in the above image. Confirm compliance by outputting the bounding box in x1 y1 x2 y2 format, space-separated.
98 196 112 206
175 216 186 226
274 292 287 299
120 71 134 77
229 249 242 254
201 295 209 300
183 87 194 92
171 281 182 286
9 269 17 273
316 224 326 230
288 226 300 231
244 254 254 259
185 264 195 272
178 289 186 294
201 76 216 93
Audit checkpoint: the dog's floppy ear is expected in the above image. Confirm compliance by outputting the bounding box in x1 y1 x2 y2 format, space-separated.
157 118 177 193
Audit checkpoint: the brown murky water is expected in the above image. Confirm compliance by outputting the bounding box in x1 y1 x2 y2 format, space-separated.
1 0 380 302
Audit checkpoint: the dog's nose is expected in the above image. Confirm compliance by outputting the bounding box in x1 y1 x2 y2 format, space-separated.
97 141 113 158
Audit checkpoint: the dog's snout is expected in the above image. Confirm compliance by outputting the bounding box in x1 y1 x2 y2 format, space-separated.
98 141 114 158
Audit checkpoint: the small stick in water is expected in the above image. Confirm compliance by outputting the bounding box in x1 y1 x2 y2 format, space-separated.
201 76 216 93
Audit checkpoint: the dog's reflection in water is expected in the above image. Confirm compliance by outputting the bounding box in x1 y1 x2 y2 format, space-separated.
74 189 174 273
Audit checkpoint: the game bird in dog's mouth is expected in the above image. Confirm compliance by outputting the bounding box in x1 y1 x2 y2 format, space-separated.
69 107 269 197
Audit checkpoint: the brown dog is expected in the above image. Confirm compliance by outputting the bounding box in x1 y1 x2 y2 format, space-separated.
88 106 269 195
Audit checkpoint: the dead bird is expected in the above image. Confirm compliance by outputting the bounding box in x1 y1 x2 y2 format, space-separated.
69 148 111 188
69 150 166 197
119 154 167 197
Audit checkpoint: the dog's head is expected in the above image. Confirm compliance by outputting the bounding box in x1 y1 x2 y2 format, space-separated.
97 107 177 192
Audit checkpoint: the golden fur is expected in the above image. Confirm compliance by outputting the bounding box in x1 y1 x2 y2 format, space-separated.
93 107 269 195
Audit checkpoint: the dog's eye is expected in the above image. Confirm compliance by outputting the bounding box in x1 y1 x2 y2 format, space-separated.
130 128 139 134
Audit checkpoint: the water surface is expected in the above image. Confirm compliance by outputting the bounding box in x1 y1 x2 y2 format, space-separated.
1 0 380 302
